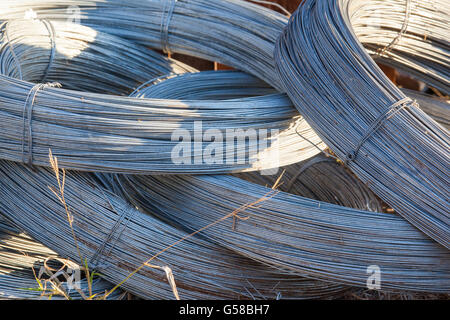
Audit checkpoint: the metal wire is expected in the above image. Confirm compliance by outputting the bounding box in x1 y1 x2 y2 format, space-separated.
115 171 450 292
110 71 449 293
0 0 447 296
0 22 347 299
352 0 450 95
0 161 348 300
275 0 450 248
0 18 324 174
0 19 195 95
0 216 125 300
0 0 290 90
236 154 384 212
400 89 449 130
131 70 277 100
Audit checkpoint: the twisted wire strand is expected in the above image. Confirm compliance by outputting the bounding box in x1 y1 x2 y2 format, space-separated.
275 0 450 248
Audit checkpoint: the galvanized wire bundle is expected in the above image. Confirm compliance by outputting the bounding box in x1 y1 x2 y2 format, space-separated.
0 18 323 174
275 0 450 248
0 0 447 296
401 89 449 130
0 19 196 95
236 154 384 212
0 75 322 174
0 160 349 300
139 70 450 130
0 0 290 90
135 71 450 213
0 216 124 300
111 69 449 292
0 19 346 299
115 172 450 292
138 71 381 210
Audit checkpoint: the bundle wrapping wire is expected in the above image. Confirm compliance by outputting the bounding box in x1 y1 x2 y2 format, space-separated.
0 18 323 174
275 0 450 248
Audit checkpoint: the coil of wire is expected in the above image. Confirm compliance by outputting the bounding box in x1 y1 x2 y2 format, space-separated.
110 69 450 292
0 0 290 89
0 160 350 300
275 0 449 248
0 18 348 299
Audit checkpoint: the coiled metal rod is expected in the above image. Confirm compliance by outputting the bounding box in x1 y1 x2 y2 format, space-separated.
0 19 323 174
275 0 449 248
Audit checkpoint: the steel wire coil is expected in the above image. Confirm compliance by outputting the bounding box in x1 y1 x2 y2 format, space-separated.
0 18 323 174
115 171 450 292
0 23 347 299
0 0 448 295
0 0 290 89
275 0 450 248
0 19 196 95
